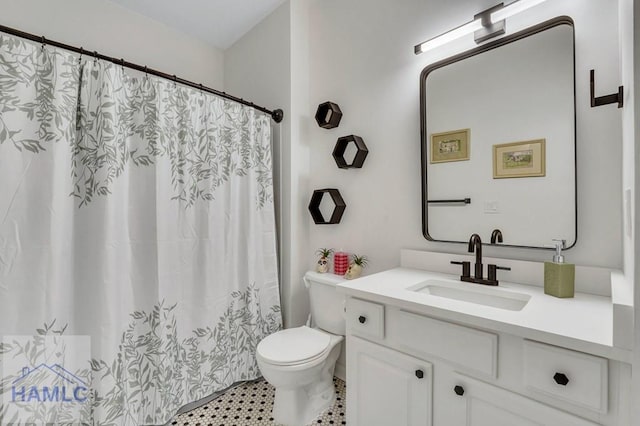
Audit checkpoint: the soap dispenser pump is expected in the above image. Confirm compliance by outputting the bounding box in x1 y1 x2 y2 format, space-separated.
544 239 575 298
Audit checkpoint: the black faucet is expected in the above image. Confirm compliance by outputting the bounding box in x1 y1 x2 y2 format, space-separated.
450 232 511 286
468 233 483 279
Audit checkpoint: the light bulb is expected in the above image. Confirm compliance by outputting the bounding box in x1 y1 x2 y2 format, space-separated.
491 0 548 23
416 19 484 53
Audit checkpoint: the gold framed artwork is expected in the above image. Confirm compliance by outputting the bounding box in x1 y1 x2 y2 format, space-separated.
493 139 546 179
430 129 470 163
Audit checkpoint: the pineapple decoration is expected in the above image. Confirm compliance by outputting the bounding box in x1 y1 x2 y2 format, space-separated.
315 248 334 273
345 254 368 280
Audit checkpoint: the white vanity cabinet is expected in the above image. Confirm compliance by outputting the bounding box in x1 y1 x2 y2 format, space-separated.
449 374 599 426
344 297 629 426
347 336 433 426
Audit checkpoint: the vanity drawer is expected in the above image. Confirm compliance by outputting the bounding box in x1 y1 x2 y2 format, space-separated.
523 340 608 413
387 309 498 378
346 298 384 340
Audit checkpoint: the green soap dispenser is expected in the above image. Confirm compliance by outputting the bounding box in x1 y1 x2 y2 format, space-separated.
544 239 575 298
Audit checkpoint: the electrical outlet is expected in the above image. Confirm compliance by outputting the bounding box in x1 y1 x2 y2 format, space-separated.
484 201 499 214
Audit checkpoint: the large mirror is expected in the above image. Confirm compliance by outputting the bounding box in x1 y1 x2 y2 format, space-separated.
421 17 576 249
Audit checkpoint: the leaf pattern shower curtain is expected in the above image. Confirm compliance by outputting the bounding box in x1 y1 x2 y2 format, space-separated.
0 34 281 425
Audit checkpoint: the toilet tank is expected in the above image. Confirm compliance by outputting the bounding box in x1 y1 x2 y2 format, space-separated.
304 271 346 336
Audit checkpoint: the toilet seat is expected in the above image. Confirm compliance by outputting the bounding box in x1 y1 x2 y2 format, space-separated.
257 326 331 366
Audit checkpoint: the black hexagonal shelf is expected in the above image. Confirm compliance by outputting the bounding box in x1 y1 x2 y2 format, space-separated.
315 101 343 129
308 188 346 224
333 135 368 169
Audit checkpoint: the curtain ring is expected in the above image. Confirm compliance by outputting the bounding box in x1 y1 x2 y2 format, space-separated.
40 36 46 51
79 47 84 63
120 58 125 70
173 75 177 86
144 66 148 79
93 51 98 64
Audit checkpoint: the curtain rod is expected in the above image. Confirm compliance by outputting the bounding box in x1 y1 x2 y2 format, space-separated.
0 24 284 123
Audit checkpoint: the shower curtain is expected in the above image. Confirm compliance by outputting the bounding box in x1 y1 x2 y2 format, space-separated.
0 34 281 425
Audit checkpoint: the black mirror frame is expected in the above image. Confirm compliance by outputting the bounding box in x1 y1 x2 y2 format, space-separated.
420 16 577 250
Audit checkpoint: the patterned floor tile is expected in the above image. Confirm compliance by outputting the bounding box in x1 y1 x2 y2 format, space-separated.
169 377 346 426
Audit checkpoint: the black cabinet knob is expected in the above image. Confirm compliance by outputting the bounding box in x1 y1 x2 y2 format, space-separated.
358 315 366 324
415 370 424 379
454 385 465 396
553 372 570 386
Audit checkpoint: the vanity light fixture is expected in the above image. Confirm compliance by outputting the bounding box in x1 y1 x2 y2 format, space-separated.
414 19 485 53
414 0 548 54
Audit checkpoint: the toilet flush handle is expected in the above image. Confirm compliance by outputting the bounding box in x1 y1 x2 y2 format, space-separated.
358 315 367 324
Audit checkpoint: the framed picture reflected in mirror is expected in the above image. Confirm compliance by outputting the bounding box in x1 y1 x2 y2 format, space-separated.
493 139 546 179
430 128 470 164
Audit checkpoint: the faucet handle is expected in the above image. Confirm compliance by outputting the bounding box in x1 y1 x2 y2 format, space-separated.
451 260 471 278
487 264 511 283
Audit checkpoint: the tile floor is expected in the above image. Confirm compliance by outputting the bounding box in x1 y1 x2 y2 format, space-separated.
169 377 346 426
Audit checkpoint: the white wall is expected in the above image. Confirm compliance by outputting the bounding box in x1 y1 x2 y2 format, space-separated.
0 0 224 88
620 0 636 298
620 0 640 419
305 0 623 291
287 0 313 328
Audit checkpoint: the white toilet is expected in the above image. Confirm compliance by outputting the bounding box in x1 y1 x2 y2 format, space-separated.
256 271 345 426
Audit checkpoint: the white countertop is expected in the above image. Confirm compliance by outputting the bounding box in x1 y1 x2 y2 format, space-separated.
332 268 632 363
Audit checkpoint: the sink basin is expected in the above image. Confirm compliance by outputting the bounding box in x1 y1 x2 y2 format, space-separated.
408 280 531 311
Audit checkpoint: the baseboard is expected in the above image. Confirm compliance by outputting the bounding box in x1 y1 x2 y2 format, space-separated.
334 360 346 382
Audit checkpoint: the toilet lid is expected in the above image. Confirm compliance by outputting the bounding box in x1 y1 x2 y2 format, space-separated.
258 326 331 365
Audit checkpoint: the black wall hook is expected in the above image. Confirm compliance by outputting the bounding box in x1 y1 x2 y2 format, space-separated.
590 69 623 108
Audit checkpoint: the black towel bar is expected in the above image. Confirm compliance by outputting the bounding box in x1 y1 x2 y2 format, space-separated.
427 198 471 204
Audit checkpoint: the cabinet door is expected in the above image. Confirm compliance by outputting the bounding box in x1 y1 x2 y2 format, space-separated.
347 336 432 426
451 374 600 426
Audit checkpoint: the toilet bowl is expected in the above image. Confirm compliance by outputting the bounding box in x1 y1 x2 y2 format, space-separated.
257 326 343 426
256 272 346 426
